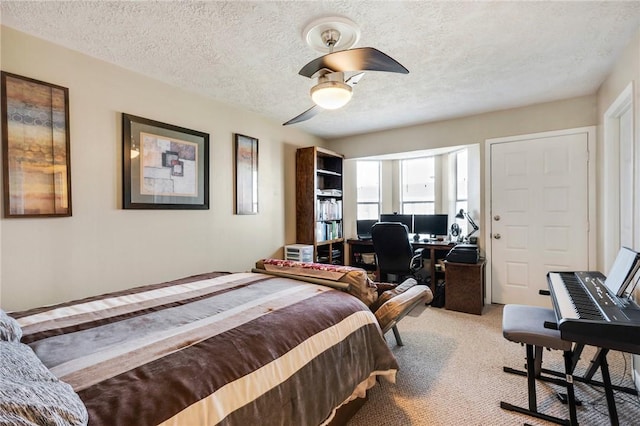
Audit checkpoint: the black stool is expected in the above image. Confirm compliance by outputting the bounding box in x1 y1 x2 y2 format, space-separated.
501 304 578 425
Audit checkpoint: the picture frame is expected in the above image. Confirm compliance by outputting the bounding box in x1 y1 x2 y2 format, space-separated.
234 133 258 215
122 113 209 209
1 71 72 217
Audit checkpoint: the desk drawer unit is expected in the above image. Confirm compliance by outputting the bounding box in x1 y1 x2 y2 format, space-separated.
444 260 486 315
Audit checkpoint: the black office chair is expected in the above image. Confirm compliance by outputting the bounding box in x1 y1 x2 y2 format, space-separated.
371 222 424 283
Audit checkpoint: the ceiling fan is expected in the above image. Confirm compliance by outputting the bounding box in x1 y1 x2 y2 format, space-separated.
283 17 409 126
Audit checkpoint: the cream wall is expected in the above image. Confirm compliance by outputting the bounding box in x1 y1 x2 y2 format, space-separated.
330 95 597 256
327 96 596 159
0 27 325 311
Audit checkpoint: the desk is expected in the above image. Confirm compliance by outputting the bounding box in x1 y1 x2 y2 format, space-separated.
346 238 455 290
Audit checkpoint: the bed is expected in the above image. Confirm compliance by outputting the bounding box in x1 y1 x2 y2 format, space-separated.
2 270 400 426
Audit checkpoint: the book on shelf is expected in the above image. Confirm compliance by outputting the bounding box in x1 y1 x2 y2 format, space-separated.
316 199 342 221
315 221 343 241
316 189 342 197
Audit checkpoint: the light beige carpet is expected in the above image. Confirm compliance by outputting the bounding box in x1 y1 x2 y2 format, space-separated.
348 304 640 425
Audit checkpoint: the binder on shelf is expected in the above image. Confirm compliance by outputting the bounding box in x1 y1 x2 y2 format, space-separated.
316 223 326 242
315 220 342 241
316 198 342 221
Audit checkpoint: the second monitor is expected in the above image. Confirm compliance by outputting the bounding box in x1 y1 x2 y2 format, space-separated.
379 213 413 231
413 214 449 240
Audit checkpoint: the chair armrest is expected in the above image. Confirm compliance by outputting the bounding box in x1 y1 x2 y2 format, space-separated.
410 252 424 271
370 278 416 312
375 285 433 333
375 282 398 294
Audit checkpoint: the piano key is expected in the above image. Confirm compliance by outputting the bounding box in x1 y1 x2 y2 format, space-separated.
548 272 579 319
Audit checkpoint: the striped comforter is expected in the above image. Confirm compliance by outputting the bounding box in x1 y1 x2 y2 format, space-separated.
12 272 398 426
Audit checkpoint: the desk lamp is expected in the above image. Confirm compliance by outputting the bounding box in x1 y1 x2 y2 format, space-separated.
455 209 479 242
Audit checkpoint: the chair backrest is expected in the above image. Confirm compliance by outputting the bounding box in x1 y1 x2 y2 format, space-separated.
371 222 414 275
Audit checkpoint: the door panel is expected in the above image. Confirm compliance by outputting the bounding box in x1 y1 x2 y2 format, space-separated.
491 133 589 306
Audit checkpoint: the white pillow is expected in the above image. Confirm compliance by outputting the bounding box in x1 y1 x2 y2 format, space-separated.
0 308 22 342
0 341 88 425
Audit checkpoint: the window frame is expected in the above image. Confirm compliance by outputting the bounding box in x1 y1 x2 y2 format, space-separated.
400 156 435 214
454 149 469 234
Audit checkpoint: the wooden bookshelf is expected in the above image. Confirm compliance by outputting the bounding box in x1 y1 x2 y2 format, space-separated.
296 146 344 264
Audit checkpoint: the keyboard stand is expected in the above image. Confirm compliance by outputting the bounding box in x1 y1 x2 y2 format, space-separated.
598 350 619 426
509 345 633 426
549 349 623 425
583 347 607 379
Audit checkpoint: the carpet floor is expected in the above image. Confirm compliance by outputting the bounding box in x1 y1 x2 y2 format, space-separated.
347 303 640 425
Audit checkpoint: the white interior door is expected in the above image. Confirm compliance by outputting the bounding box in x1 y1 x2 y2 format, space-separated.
488 130 592 307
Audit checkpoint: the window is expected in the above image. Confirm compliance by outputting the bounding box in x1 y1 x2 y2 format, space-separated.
455 149 469 234
356 161 380 219
401 157 434 214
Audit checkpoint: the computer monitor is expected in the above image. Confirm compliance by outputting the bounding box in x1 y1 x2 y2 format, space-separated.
379 213 413 232
413 214 449 238
356 219 378 239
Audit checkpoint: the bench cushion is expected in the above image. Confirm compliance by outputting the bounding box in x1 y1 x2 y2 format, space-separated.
502 304 571 351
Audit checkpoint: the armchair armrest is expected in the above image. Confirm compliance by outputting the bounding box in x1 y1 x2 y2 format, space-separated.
410 248 424 271
370 277 434 346
375 285 433 334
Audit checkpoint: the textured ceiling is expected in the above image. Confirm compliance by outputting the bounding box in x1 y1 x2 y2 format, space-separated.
1 1 639 139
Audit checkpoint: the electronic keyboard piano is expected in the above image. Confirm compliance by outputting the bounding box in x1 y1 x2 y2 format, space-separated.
547 270 640 425
547 271 640 355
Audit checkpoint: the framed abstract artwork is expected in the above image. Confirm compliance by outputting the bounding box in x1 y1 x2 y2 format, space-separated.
122 113 209 209
234 133 258 214
1 72 72 217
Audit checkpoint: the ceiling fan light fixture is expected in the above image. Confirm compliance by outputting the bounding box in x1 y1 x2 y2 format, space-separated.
310 81 352 109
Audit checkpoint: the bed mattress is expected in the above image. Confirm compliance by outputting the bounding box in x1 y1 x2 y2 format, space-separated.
12 271 398 425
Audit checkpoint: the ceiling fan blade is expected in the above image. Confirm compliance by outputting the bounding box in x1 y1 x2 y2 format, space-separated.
283 105 323 126
299 47 409 78
345 72 365 86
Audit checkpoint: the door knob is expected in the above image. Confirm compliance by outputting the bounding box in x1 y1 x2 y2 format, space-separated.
494 215 500 221
494 233 501 239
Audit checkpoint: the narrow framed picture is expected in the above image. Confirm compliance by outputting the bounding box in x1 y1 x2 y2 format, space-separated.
1 72 72 217
234 133 258 214
122 113 209 209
